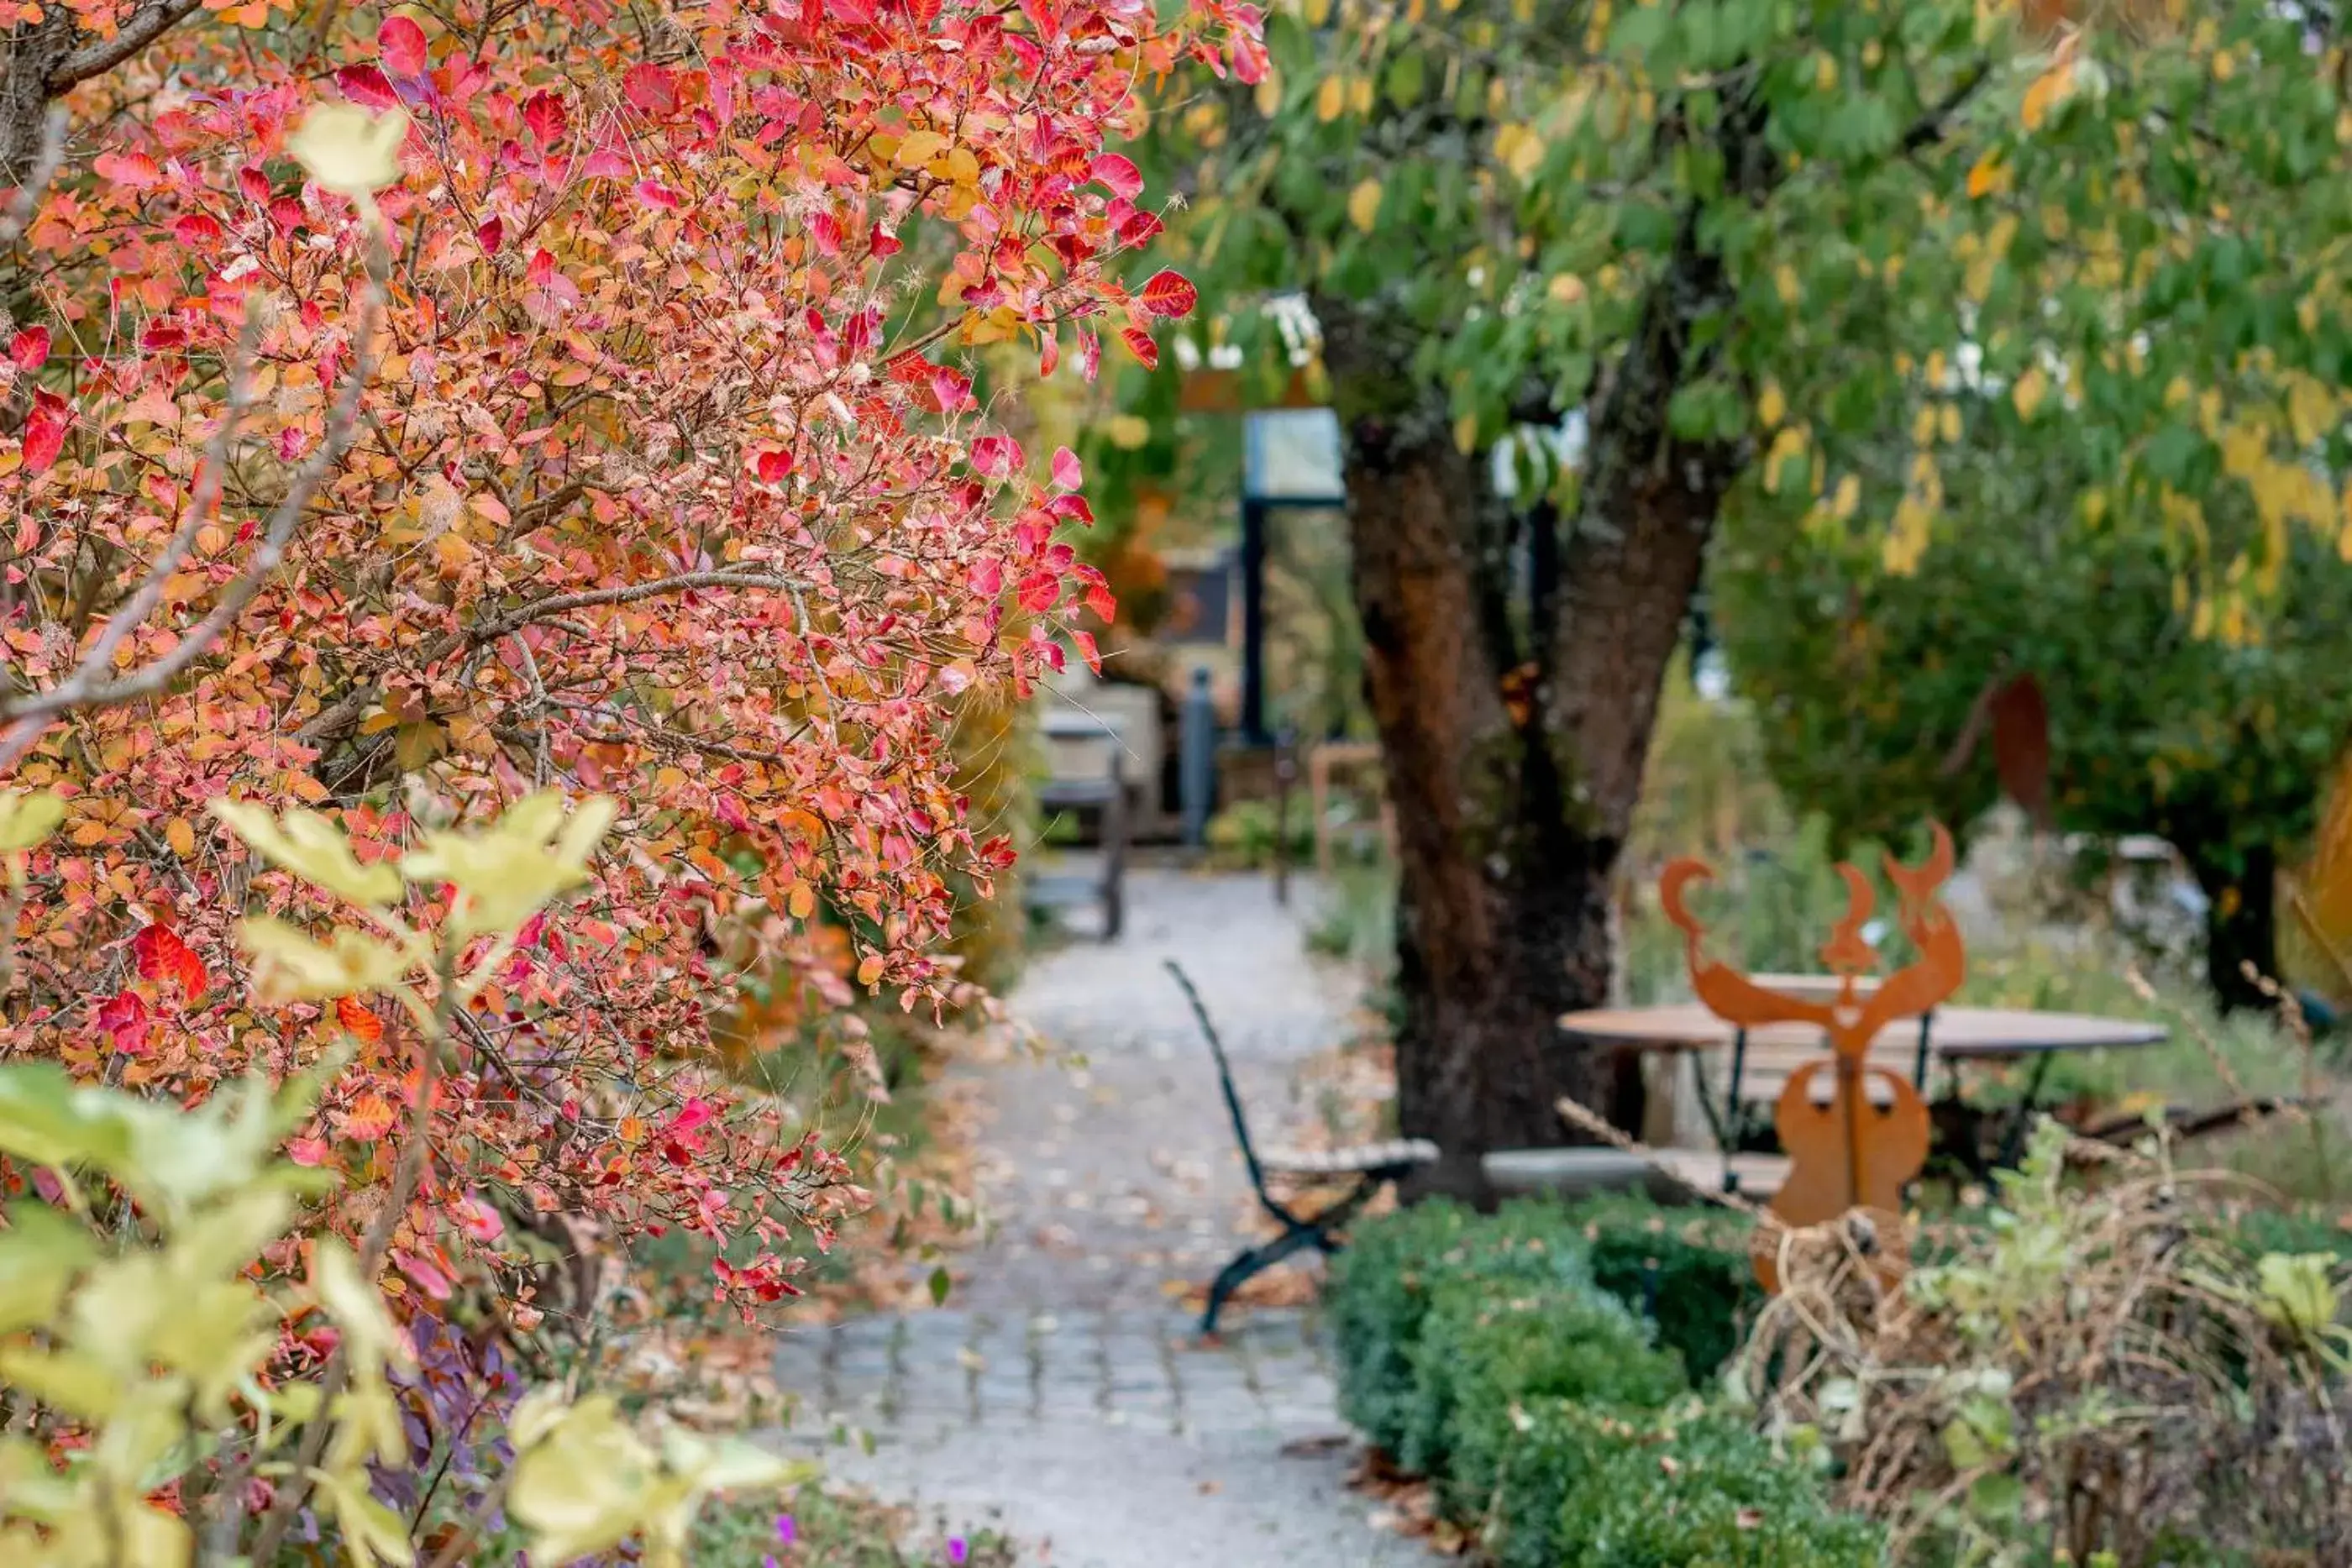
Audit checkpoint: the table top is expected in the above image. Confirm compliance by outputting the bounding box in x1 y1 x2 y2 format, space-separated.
1557 1001 2168 1061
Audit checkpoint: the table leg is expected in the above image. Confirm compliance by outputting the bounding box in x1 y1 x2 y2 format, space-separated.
1914 1009 1935 1091
1995 1054 2057 1169
1723 1029 1750 1195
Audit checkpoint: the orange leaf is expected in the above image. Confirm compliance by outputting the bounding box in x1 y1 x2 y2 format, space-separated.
337 1091 399 1142
337 996 386 1046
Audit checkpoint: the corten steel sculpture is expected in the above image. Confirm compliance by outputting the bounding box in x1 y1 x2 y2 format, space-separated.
1660 824 1966 1293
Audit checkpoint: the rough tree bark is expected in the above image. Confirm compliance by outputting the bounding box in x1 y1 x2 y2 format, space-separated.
1320 164 1769 1201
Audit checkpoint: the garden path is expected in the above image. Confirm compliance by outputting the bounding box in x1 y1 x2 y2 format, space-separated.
770 869 1425 1566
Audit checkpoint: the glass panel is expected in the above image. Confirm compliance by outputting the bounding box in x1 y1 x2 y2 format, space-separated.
1242 407 1345 501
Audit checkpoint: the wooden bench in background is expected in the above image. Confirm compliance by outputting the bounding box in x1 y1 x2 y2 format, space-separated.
1026 711 1130 941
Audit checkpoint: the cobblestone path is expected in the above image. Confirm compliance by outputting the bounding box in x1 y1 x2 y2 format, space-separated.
771 869 1424 1566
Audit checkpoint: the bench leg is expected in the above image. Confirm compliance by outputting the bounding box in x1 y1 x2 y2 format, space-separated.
1200 1222 1326 1336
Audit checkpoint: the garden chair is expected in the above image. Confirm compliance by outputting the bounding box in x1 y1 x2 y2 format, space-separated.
1166 960 1437 1335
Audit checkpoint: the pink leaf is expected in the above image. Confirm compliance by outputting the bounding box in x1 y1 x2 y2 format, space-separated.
1038 329 1060 379
622 64 678 115
93 151 160 189
377 14 429 76
8 327 48 370
1119 327 1160 370
634 179 685 210
1091 153 1143 199
1137 269 1198 318
1051 446 1083 490
970 434 1022 480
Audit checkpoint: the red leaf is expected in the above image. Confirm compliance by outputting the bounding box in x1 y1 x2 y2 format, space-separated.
132 925 209 998
335 64 401 110
476 214 503 252
94 990 150 1055
753 447 795 483
1118 208 1165 246
1092 153 1143 198
1072 627 1102 674
622 64 678 116
1137 269 1198 317
173 213 222 245
522 90 569 144
1017 569 1059 613
8 326 48 370
1119 327 1160 370
1051 446 1083 490
336 996 385 1046
634 179 685 209
377 14 429 76
1038 328 1060 379
238 165 272 203
285 1136 333 1167
21 406 65 475
868 223 902 257
1079 328 1102 381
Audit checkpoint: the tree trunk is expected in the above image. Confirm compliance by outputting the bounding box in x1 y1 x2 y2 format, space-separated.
1320 207 1746 1199
2187 842 2281 1013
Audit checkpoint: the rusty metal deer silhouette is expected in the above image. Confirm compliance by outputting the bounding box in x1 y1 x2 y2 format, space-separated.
1660 824 1966 1292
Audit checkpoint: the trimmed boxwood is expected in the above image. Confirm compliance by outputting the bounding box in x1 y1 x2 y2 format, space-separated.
1327 1198 1589 1455
1331 1199 1878 1568
1408 1272 1686 1520
1555 1194 1762 1384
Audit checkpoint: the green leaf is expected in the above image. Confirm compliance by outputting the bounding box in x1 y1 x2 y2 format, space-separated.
928 1265 953 1307
0 1203 96 1335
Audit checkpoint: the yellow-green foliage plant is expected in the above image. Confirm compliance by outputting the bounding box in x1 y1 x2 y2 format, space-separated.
0 790 802 1567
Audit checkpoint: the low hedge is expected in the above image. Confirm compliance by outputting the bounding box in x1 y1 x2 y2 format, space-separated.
1556 1194 1761 1383
1330 1197 1877 1567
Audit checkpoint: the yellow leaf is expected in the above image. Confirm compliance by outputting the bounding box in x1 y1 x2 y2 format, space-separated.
1912 404 1938 445
1304 0 1331 22
1757 381 1787 429
1347 178 1383 233
788 880 816 920
1832 474 1861 520
1348 76 1373 113
1939 403 1962 443
1253 66 1284 117
944 146 980 186
1546 273 1586 305
1774 265 1799 306
2013 365 2049 420
1453 412 1478 454
1966 152 2004 200
1814 52 1837 92
894 130 948 170
165 817 197 858
1315 74 1346 122
856 954 885 987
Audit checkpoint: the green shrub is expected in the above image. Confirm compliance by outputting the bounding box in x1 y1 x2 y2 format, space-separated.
1483 1401 1879 1568
1557 1195 1762 1384
1417 1277 1684 1523
1554 1408 1882 1567
1327 1199 1587 1455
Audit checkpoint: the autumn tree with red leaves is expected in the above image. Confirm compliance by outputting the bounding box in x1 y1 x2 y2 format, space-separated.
1 0 1258 1331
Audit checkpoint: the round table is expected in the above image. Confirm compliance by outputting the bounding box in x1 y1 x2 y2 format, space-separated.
1556 1002 2167 1061
1557 999 2171 1174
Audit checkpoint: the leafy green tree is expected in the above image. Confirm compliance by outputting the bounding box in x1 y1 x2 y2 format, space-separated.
1715 417 2352 1010
1131 0 2352 1177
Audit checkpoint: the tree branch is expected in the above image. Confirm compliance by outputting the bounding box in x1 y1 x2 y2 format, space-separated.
47 0 208 93
1900 60 1992 155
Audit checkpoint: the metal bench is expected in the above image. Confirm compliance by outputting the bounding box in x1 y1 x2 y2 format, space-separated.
1167 960 1438 1335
